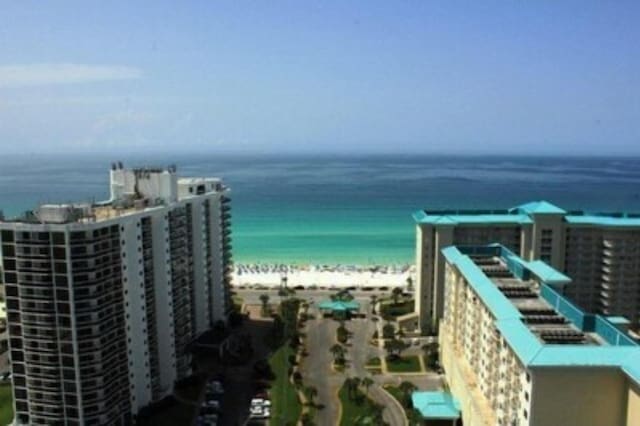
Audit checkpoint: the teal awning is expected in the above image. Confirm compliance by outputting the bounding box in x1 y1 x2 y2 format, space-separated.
411 391 461 420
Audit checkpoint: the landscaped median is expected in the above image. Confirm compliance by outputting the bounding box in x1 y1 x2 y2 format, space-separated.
266 297 305 426
268 344 302 426
386 355 423 373
0 383 13 426
383 383 424 425
365 356 382 374
338 379 384 426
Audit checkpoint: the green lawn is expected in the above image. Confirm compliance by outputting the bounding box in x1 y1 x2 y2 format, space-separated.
338 383 382 426
269 345 302 426
366 356 381 367
0 383 13 426
386 355 422 373
379 300 415 317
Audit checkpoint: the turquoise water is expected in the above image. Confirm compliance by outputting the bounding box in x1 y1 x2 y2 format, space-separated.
2 154 640 264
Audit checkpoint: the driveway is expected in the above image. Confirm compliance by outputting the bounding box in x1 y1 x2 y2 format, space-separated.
301 308 344 425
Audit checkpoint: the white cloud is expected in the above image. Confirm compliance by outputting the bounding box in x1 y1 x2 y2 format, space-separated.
0 63 142 88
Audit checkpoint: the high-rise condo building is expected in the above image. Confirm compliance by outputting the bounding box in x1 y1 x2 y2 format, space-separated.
0 164 233 425
439 244 640 426
414 201 640 332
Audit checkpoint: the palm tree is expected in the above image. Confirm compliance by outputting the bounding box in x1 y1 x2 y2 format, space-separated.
370 295 378 314
330 343 345 362
351 377 361 392
422 342 439 370
391 287 403 305
369 403 384 423
384 338 408 360
259 293 270 315
304 385 318 405
361 377 374 396
398 381 417 406
301 412 315 426
344 377 355 399
406 276 413 291
382 322 395 339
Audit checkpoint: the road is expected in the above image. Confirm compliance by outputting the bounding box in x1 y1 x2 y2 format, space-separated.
301 310 343 425
236 290 441 426
235 288 390 307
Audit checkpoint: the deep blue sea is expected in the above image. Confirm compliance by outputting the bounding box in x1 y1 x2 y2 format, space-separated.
2 154 640 264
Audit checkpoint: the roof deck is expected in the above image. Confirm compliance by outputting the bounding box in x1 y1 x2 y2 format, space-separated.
474 255 602 346
414 200 640 227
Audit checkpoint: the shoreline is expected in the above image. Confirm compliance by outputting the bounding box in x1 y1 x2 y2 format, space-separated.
232 262 415 288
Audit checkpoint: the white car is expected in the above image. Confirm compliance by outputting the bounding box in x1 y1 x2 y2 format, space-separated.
250 398 265 406
203 400 220 410
250 406 264 416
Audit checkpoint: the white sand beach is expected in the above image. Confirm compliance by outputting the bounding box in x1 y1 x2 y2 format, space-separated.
231 264 415 288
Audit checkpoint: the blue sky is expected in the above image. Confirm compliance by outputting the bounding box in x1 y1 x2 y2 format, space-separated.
0 1 638 155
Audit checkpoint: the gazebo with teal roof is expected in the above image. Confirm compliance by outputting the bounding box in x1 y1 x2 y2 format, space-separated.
317 300 360 318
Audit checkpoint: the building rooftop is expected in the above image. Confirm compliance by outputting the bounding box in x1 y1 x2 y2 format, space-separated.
442 244 640 385
0 163 227 225
510 200 567 215
414 200 640 228
317 300 360 312
411 391 461 420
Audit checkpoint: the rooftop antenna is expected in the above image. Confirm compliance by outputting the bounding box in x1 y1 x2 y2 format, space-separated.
118 161 123 169
111 162 117 171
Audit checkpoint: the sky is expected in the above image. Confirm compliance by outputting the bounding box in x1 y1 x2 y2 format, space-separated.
0 1 638 155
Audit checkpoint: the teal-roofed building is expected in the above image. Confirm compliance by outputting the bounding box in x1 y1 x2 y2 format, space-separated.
413 200 640 334
317 300 360 318
438 244 640 426
411 391 461 425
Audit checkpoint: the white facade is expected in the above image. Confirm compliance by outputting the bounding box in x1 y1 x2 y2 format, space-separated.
0 165 232 425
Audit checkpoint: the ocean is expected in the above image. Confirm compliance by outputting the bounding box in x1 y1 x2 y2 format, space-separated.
2 154 640 264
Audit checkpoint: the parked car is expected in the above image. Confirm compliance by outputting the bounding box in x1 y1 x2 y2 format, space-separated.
205 400 220 407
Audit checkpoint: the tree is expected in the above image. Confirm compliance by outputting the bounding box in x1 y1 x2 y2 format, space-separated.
330 343 346 363
351 377 361 391
391 287 403 305
259 293 270 315
369 403 385 424
337 325 349 344
304 385 318 405
361 377 374 396
382 322 395 339
384 338 408 360
398 381 417 406
344 377 360 400
370 295 378 314
301 412 315 426
422 342 439 370
406 276 413 291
